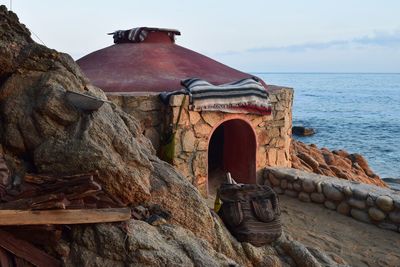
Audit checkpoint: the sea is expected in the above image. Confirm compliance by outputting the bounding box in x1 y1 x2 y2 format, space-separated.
256 73 400 190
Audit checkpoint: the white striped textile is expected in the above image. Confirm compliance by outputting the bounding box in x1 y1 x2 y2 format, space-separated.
181 77 271 115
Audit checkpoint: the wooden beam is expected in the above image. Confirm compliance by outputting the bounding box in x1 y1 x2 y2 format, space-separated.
2 225 62 246
0 230 60 267
0 208 131 225
0 247 12 267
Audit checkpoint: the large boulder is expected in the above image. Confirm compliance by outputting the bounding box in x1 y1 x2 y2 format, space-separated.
65 221 237 267
0 6 154 204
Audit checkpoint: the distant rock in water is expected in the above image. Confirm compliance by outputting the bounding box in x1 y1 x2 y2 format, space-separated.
291 140 387 187
382 178 400 184
292 126 315 136
382 178 400 191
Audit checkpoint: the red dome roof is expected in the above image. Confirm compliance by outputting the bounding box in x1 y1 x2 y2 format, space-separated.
77 30 265 93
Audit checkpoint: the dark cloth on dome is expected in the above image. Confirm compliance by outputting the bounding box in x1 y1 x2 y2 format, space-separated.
109 27 180 44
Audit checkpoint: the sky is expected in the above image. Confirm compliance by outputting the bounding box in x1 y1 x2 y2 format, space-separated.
2 0 400 73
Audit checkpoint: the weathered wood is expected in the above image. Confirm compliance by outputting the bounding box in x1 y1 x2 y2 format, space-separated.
15 175 95 199
15 256 35 267
0 230 60 267
67 199 85 209
0 246 12 267
65 183 101 200
31 199 69 210
0 208 131 225
31 176 95 195
1 225 62 246
24 174 57 185
2 171 124 211
0 193 66 210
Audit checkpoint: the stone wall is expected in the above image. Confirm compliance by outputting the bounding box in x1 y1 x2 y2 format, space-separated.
264 167 400 233
168 86 293 196
107 92 164 150
107 87 293 197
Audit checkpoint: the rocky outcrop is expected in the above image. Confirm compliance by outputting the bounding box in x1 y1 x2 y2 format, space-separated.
0 6 346 266
66 221 237 267
0 5 155 205
291 140 386 187
65 219 350 267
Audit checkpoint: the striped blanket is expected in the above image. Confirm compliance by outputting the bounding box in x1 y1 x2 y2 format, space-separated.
109 27 180 44
181 77 271 115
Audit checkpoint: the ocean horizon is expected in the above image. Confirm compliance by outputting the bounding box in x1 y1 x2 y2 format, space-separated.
256 72 400 183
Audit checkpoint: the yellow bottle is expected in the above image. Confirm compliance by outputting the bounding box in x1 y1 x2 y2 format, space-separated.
214 191 222 213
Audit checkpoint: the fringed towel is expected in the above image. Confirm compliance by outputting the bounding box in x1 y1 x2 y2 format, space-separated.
109 27 181 44
181 77 271 115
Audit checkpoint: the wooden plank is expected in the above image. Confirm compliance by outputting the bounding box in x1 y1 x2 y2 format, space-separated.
0 208 131 225
0 247 12 267
0 193 66 210
0 230 60 267
2 225 62 246
15 256 35 267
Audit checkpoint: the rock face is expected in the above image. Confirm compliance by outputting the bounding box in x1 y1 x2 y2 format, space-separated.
291 140 386 187
66 221 237 267
0 6 342 266
0 5 156 205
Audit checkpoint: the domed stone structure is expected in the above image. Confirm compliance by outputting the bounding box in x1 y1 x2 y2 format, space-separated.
77 27 293 196
77 28 264 92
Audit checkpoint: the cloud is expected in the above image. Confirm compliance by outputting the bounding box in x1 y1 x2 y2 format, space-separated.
216 29 400 56
353 30 400 46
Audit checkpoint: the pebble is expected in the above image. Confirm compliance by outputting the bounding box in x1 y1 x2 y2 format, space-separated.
388 211 400 223
293 181 302 192
316 182 323 193
350 209 371 223
348 198 366 210
302 179 315 193
287 183 293 190
322 184 344 201
343 186 352 197
352 188 368 200
366 196 375 207
285 190 298 198
368 207 386 221
281 179 288 190
337 202 350 215
310 193 325 203
376 196 394 212
324 201 337 210
298 192 311 202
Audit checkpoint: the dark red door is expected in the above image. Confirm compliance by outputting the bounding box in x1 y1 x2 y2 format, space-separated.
222 119 256 184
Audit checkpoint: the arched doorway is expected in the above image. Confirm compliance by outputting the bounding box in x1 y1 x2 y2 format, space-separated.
207 119 257 196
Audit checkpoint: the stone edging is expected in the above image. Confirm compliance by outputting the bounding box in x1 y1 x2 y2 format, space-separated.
264 167 400 233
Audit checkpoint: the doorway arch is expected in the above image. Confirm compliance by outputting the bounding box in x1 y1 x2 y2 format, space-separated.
207 118 257 195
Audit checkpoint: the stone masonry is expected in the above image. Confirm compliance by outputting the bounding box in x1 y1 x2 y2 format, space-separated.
264 167 400 233
108 86 294 197
107 92 164 150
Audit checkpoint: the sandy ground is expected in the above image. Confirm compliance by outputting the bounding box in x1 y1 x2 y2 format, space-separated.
279 195 400 267
206 182 400 267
